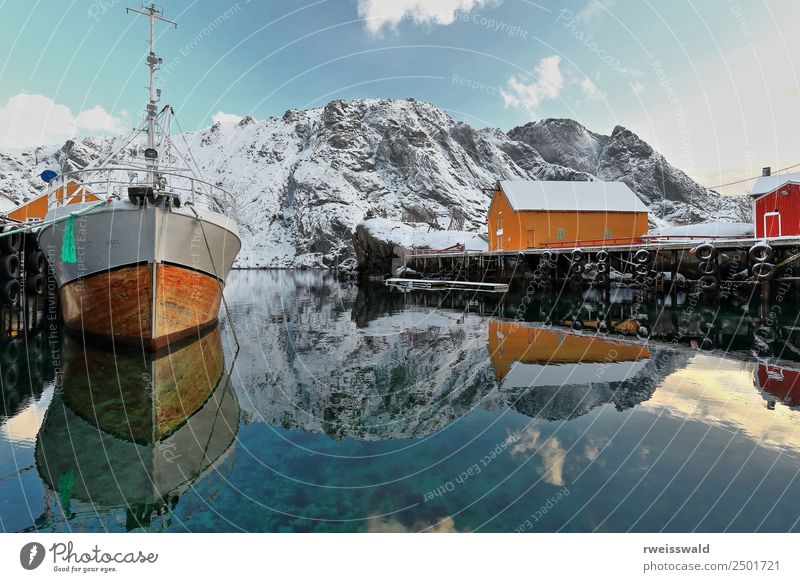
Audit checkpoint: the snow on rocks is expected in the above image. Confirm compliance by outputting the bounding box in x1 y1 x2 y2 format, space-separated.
0 99 750 270
361 217 487 252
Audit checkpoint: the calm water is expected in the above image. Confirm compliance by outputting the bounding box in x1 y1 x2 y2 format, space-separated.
1 271 800 532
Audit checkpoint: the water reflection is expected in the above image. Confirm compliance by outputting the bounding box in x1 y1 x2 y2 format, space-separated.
1 272 799 532
33 328 238 531
0 334 53 436
489 319 655 420
756 361 800 409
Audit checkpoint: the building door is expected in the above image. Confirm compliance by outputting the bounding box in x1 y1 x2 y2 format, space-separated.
526 229 535 248
495 213 504 251
764 211 781 238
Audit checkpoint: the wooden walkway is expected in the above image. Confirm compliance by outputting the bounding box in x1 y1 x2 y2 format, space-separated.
385 278 509 293
403 235 800 261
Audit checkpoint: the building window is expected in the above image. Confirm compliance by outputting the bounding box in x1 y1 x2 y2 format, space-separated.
556 228 565 241
497 212 503 230
604 228 613 239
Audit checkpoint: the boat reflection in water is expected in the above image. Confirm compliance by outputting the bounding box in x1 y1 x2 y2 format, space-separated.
488 319 653 420
34 328 239 531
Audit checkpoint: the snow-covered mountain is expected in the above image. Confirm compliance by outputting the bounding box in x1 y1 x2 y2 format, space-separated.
0 99 748 269
509 118 750 224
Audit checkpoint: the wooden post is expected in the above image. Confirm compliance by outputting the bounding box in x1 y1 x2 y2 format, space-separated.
670 250 678 301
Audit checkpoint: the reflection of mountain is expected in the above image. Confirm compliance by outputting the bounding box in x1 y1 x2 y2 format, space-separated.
488 319 684 420
229 272 688 439
229 273 503 440
34 328 238 525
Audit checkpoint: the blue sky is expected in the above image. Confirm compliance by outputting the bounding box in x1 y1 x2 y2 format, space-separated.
1 0 799 193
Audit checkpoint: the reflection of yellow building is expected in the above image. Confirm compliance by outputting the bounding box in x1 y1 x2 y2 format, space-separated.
488 319 650 388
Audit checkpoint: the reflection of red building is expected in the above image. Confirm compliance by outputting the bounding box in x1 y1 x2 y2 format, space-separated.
756 362 800 406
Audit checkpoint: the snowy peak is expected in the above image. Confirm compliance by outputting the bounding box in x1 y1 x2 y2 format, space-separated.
509 118 750 225
1 99 750 267
507 118 606 175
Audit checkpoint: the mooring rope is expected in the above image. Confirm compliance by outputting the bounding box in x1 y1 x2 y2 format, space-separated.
0 199 110 239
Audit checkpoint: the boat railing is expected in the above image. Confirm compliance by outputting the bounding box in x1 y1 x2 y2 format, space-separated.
45 164 237 216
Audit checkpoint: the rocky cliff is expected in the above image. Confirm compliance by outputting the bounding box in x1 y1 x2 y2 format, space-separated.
508 118 750 224
0 99 747 269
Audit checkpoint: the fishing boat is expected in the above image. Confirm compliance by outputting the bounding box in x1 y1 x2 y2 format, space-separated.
36 3 240 350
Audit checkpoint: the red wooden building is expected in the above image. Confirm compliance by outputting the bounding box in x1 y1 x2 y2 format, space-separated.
750 170 800 239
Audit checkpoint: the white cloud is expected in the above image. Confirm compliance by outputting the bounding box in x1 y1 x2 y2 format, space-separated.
358 0 493 34
580 77 603 101
501 55 564 113
212 111 244 124
630 81 645 96
0 93 126 148
511 427 567 487
578 0 615 21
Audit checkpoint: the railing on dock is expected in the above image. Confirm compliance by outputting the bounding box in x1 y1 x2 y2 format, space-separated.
405 243 465 256
539 235 643 248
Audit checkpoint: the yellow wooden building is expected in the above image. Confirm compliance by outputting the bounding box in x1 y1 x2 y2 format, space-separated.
487 180 649 251
2 180 98 222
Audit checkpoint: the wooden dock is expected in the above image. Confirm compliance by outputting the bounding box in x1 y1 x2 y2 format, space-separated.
385 278 509 293
395 235 800 293
402 235 800 260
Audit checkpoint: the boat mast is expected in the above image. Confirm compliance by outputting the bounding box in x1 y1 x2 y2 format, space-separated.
126 3 176 186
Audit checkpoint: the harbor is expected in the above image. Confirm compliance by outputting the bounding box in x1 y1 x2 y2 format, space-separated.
2 271 800 533
389 174 800 297
1 0 800 562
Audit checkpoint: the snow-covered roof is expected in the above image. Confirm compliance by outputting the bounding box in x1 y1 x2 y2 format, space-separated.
499 180 648 213
750 172 800 197
501 360 648 390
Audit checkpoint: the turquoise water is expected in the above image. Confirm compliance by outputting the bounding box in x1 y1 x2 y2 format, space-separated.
1 271 799 532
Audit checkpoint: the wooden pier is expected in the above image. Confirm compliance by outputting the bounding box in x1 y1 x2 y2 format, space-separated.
395 234 800 293
385 278 509 293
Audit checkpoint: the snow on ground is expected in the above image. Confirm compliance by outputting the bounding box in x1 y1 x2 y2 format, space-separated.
0 194 17 212
362 217 488 251
648 221 753 240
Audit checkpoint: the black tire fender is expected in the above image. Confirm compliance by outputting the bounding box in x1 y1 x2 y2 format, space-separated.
695 243 716 262
698 261 719 276
25 273 44 295
699 275 720 291
634 249 651 265
0 279 20 305
0 226 21 254
749 243 774 264
0 254 20 280
751 261 776 281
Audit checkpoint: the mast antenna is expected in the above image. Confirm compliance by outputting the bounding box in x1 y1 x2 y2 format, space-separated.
126 3 176 184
